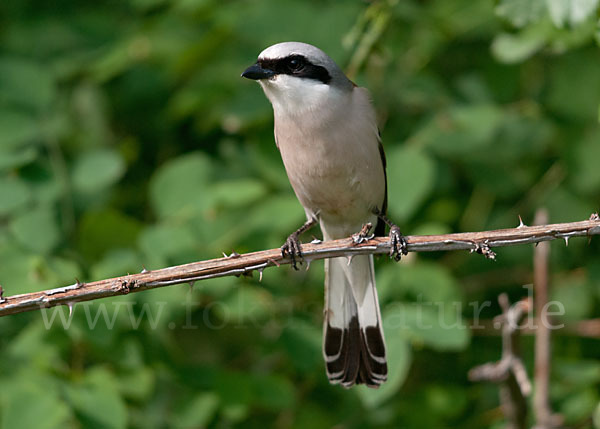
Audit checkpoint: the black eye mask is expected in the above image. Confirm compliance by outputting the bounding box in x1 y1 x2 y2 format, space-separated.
258 55 331 84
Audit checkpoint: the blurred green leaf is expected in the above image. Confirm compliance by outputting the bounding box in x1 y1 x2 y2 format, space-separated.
386 146 435 221
0 146 38 171
1 378 70 429
0 58 56 111
64 367 127 429
0 176 31 215
91 248 143 280
215 285 275 324
279 318 322 373
547 50 600 121
551 276 593 321
570 128 600 194
378 261 462 304
560 388 600 424
171 392 219 428
384 302 470 351
138 223 198 265
72 148 126 193
0 109 39 150
9 205 61 254
210 179 268 209
492 28 548 63
117 366 156 401
495 0 548 28
77 209 143 261
356 334 412 408
149 152 214 219
547 0 599 27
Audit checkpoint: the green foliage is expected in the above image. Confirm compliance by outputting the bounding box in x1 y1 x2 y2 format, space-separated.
0 0 599 427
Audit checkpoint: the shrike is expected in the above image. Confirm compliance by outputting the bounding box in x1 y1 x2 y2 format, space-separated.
242 42 406 388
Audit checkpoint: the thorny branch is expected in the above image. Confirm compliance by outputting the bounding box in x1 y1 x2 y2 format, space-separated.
0 215 599 317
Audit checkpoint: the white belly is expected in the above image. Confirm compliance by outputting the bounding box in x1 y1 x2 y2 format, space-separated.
275 114 385 237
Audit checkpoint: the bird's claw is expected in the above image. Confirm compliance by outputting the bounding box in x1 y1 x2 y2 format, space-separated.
389 225 408 262
281 233 303 270
352 222 374 244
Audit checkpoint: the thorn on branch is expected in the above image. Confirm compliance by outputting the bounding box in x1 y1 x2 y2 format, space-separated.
517 215 526 228
141 266 149 274
75 278 84 289
590 212 599 221
0 285 5 304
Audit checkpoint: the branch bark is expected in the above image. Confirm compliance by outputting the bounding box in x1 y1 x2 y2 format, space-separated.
469 294 532 429
533 209 562 429
1 216 599 317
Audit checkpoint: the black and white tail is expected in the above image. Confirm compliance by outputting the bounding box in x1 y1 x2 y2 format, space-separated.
323 254 387 388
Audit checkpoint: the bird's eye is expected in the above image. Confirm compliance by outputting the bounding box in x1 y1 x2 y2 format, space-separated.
287 57 304 72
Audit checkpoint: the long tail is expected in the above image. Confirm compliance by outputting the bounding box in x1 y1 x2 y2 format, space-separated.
323 254 387 388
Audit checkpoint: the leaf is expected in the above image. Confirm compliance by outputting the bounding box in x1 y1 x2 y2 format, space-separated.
64 367 127 429
495 0 548 28
77 209 143 261
384 302 470 351
0 146 37 171
570 129 600 194
1 379 70 429
210 179 268 209
91 248 144 281
0 176 31 215
149 152 214 219
418 104 504 155
215 285 275 324
0 58 56 111
72 148 126 193
356 332 412 408
279 318 322 373
138 223 198 265
559 388 599 423
117 366 156 401
171 393 220 428
386 146 436 221
249 374 295 412
491 29 548 64
546 0 599 27
0 109 39 150
377 262 462 304
9 205 61 254
551 277 593 321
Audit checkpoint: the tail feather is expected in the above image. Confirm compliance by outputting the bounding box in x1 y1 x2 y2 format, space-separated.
323 255 387 388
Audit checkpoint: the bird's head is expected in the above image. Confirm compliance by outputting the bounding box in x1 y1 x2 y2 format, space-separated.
242 42 352 115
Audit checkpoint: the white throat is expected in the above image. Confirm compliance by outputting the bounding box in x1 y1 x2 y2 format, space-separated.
259 74 347 119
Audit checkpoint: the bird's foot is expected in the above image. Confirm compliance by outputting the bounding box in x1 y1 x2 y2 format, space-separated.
388 225 408 262
281 217 317 270
352 222 374 244
373 209 408 261
281 232 303 270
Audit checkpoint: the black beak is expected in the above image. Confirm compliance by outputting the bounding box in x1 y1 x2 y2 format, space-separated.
241 63 275 80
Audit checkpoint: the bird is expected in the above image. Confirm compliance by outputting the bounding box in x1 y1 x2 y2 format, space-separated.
241 42 406 388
